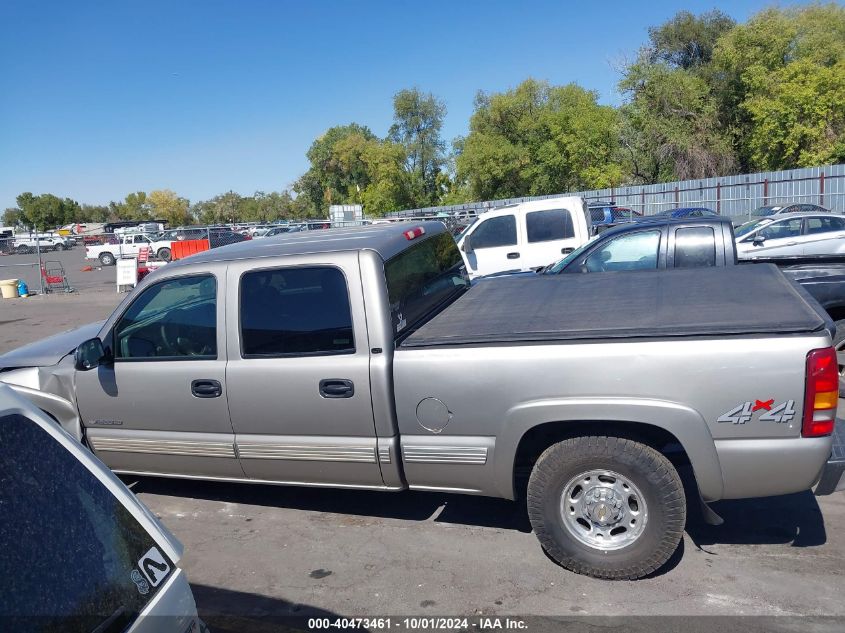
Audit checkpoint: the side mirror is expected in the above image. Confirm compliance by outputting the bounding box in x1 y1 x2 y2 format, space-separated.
752 235 766 246
75 338 107 371
461 235 474 255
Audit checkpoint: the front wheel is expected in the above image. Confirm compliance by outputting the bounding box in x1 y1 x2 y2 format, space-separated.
527 436 685 580
157 247 171 262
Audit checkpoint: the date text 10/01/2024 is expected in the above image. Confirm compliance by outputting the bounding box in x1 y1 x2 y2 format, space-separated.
307 618 529 630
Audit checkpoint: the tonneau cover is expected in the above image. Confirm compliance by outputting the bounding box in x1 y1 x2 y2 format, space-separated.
401 265 827 348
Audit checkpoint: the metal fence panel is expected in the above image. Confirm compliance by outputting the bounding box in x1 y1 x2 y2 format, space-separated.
389 163 845 219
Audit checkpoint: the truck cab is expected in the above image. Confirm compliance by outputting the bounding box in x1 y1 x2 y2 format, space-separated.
544 216 737 273
456 197 591 278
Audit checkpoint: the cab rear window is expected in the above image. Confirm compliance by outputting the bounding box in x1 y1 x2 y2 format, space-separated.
385 232 468 337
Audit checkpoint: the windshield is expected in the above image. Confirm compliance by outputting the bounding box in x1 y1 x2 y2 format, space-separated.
752 206 779 217
735 218 772 238
0 413 171 628
544 237 599 274
384 231 469 338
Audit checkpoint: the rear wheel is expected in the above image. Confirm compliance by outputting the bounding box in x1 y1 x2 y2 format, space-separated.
157 247 171 262
15 245 31 254
527 435 685 580
99 252 115 266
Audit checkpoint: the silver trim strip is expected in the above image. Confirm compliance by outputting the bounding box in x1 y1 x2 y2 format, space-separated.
402 445 488 465
115 469 405 491
89 437 236 458
378 445 391 464
237 443 377 463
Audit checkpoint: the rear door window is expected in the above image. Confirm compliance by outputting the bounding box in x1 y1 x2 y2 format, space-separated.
385 232 468 337
526 210 575 243
470 215 517 249
240 267 354 357
0 413 171 628
674 227 716 268
805 216 845 234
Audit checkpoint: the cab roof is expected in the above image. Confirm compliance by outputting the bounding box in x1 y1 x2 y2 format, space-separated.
166 220 448 268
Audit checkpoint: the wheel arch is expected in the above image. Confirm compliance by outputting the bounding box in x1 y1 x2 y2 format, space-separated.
494 398 723 502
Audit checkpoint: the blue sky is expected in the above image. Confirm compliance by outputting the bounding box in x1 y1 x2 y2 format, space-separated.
0 0 809 210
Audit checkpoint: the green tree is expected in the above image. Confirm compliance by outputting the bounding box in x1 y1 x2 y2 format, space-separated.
147 189 191 227
109 191 150 221
294 123 379 214
714 3 845 170
618 62 735 183
79 204 110 223
456 79 621 200
647 9 735 71
359 140 412 215
3 207 23 226
13 193 83 228
388 88 447 206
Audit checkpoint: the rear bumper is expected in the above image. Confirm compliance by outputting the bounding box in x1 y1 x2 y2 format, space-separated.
815 419 845 496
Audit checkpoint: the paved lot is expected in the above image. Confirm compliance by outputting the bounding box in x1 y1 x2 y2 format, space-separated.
0 243 114 294
1 290 843 628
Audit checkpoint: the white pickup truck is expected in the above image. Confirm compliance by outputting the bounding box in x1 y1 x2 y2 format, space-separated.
12 233 73 254
456 197 593 278
85 233 174 266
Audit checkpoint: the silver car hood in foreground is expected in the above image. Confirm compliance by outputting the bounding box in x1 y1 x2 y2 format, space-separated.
0 321 103 368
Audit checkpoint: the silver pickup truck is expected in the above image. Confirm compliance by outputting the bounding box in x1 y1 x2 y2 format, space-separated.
1 221 843 579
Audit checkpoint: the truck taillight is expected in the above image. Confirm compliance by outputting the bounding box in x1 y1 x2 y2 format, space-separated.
403 226 425 240
803 347 838 437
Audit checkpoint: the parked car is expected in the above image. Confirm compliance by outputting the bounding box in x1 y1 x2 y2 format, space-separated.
261 226 293 238
456 197 591 278
2 221 843 580
735 212 845 258
0 384 204 632
750 203 830 217
587 202 641 233
652 207 718 219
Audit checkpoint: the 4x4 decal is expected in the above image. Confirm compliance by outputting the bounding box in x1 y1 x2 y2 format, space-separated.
718 399 796 425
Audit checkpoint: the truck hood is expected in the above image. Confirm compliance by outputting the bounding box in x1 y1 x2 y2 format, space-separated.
0 321 104 369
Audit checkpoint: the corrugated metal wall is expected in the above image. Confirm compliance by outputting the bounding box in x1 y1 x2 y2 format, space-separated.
389 163 845 219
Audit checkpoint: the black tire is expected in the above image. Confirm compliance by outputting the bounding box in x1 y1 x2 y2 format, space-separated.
16 245 31 254
833 319 845 397
157 247 171 262
99 252 116 266
527 436 685 580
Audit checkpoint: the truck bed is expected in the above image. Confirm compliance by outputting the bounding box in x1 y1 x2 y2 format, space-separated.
401 265 828 347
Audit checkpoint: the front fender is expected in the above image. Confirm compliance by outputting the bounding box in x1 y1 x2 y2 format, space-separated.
5 383 82 441
493 397 724 502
